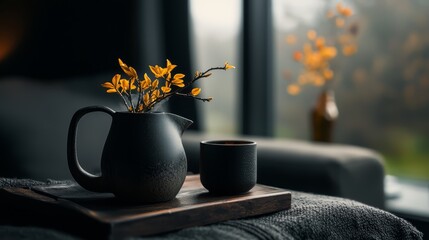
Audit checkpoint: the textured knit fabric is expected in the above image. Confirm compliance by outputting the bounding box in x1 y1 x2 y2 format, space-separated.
146 192 423 240
0 178 423 240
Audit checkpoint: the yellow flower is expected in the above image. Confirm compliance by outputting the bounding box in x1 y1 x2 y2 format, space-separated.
285 34 297 45
120 80 127 92
304 52 323 70
161 86 172 93
341 8 353 17
312 74 325 86
287 84 301 95
144 92 150 106
140 73 151 90
151 89 160 101
323 69 334 80
343 44 358 56
315 37 325 49
166 72 172 81
120 79 136 92
320 46 337 60
104 58 234 112
118 58 130 74
307 30 317 41
129 67 138 79
166 59 177 74
172 80 185 88
336 3 353 17
336 18 345 28
191 88 202 96
287 3 358 97
151 79 159 89
303 43 313 54
101 74 121 93
149 65 167 78
224 62 236 70
118 58 138 79
161 81 171 93
171 73 185 87
293 51 303 61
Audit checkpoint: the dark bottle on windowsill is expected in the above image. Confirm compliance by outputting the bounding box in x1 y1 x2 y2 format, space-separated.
311 90 339 142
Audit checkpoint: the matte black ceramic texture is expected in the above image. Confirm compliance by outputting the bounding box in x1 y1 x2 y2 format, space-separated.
200 140 257 195
67 106 193 203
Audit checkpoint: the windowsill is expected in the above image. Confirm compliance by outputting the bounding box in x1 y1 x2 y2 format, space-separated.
385 175 429 220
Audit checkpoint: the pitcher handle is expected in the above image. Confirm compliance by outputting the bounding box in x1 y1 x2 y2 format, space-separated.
67 106 114 192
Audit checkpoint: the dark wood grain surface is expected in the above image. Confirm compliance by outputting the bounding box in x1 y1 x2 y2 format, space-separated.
0 175 291 239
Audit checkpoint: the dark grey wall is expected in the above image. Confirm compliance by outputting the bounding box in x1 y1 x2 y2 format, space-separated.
0 0 140 79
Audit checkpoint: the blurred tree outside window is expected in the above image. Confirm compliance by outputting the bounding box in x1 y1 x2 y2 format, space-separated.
274 0 429 180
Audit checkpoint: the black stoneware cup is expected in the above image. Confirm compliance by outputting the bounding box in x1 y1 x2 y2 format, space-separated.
200 140 257 195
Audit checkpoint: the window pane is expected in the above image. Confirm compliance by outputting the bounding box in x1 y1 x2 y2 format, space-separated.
189 0 241 134
273 0 429 180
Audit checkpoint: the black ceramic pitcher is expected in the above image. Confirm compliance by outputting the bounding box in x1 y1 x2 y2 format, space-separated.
67 106 193 203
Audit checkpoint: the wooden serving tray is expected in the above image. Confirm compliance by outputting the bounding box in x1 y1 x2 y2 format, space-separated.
0 175 291 239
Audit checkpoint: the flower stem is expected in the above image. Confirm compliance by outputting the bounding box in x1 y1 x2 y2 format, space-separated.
118 92 132 111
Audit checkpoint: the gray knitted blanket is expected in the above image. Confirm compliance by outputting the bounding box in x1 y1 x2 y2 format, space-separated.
0 178 423 240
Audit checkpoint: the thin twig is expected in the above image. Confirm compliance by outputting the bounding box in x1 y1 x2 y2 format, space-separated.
174 92 213 102
118 92 131 111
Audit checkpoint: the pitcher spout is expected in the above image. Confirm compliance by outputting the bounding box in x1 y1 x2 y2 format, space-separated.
168 113 193 135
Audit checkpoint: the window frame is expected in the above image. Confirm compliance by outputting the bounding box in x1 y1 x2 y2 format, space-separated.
241 0 274 136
